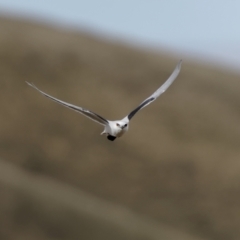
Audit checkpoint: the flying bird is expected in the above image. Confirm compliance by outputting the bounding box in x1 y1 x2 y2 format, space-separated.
26 60 182 141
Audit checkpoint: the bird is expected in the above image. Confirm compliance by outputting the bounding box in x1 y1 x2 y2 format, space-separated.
26 60 182 141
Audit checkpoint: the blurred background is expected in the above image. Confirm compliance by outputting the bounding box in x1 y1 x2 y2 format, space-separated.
0 1 240 240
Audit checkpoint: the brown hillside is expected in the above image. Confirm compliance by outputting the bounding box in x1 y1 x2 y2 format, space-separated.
0 16 240 240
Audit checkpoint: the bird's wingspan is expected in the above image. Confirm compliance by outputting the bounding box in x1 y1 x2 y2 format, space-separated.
127 60 182 120
26 82 109 126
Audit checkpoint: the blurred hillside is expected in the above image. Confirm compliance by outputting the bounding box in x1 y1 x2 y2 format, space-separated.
0 16 240 240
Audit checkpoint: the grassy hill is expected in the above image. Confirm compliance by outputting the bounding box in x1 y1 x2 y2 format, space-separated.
0 16 240 240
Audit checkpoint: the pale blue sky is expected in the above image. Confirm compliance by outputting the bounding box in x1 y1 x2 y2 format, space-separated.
0 0 240 72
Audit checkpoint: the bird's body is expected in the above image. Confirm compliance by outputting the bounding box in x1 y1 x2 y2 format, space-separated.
26 60 182 141
102 120 129 140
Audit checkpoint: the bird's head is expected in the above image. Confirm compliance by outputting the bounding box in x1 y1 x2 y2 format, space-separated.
116 122 128 130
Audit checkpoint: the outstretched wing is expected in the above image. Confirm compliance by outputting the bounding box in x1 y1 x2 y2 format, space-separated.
127 60 182 120
26 82 109 126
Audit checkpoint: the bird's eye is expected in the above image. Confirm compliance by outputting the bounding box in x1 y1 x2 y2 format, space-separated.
124 124 127 127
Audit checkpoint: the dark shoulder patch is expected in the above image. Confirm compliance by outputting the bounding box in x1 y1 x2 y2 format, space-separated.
128 97 154 120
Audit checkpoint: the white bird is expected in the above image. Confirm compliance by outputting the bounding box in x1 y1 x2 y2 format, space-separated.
26 60 182 141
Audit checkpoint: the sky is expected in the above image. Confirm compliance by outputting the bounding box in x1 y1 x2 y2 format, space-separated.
0 0 239 72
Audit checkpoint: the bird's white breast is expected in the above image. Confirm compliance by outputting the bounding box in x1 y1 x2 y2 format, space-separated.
108 121 128 137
